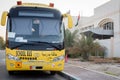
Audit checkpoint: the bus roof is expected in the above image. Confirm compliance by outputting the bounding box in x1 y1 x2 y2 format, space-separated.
12 2 59 12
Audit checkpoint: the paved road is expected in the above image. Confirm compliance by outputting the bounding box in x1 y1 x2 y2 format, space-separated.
0 50 66 80
64 63 120 80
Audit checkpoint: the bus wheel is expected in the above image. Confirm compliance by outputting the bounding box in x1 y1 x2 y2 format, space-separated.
50 71 56 75
8 71 14 75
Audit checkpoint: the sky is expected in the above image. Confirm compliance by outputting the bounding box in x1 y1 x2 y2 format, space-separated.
0 0 110 39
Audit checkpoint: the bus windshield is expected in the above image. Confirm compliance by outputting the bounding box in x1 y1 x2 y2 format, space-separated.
7 7 64 50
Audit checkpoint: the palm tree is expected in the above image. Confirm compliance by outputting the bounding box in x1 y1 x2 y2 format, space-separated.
65 29 78 48
0 36 5 50
75 34 94 60
75 34 106 60
65 30 106 59
65 29 79 57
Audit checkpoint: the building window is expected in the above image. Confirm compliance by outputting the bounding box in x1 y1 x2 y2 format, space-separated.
103 22 113 30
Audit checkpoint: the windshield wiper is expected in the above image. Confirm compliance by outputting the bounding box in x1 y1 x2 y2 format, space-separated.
10 41 63 50
29 41 62 50
11 43 34 50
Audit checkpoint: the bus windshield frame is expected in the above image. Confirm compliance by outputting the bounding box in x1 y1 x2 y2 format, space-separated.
9 7 61 19
7 7 64 50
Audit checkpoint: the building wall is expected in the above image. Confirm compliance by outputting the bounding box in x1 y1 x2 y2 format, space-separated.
114 38 120 57
96 39 111 57
94 0 119 17
79 0 120 57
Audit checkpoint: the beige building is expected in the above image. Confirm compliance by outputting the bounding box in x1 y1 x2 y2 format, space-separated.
77 0 120 57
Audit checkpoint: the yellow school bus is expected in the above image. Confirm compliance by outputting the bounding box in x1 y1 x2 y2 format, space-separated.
1 1 73 75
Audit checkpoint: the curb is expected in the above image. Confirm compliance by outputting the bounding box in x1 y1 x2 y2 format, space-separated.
58 71 81 80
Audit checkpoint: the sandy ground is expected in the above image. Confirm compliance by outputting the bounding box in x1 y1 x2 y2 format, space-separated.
67 58 120 78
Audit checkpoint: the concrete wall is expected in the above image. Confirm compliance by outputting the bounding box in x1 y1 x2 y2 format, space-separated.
96 39 111 57
94 0 120 17
114 38 120 57
97 38 120 57
79 0 120 57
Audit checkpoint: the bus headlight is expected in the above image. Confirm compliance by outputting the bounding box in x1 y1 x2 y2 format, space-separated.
7 54 20 61
53 55 64 62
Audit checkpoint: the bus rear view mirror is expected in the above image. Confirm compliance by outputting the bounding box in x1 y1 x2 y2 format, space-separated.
1 11 8 26
63 14 73 29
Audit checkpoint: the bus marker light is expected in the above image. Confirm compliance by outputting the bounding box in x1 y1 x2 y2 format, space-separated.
17 1 22 5
49 3 54 7
30 66 36 69
30 66 32 70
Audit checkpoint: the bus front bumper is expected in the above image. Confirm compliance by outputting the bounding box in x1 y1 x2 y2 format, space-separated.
6 60 64 71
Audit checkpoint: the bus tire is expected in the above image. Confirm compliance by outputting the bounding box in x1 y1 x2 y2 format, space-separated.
8 71 14 75
50 71 56 75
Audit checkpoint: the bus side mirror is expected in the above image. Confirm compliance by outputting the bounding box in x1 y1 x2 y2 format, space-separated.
1 11 8 26
63 14 73 29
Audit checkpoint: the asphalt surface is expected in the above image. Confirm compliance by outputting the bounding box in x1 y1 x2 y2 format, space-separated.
0 50 66 80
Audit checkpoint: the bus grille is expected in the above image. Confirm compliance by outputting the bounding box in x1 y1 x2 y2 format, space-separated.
20 57 37 60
